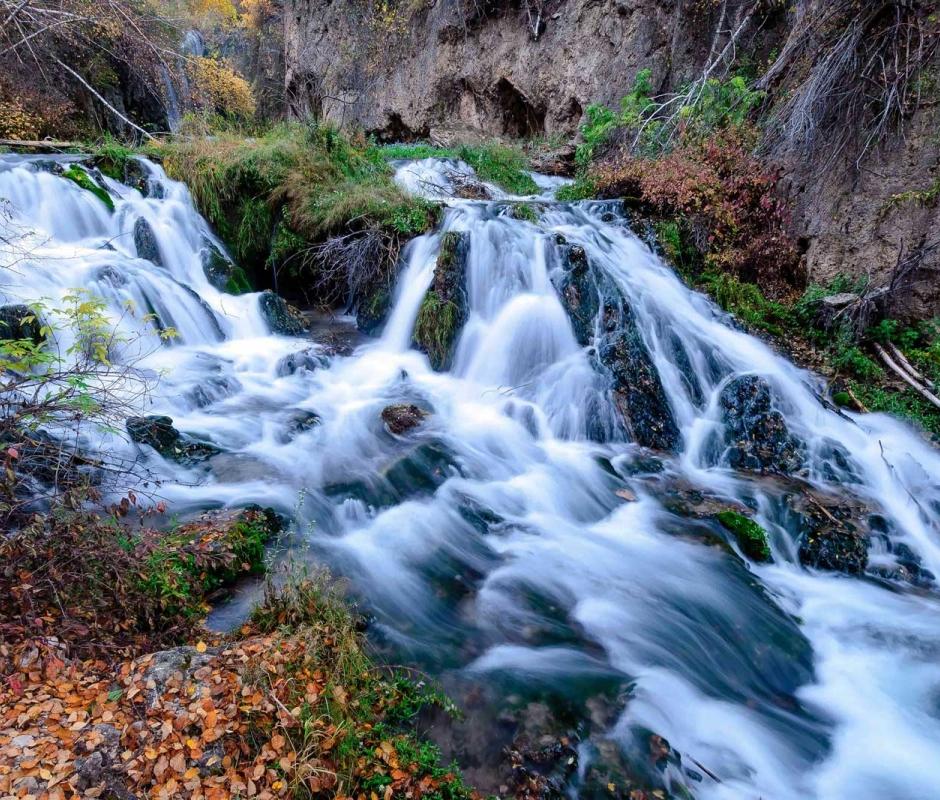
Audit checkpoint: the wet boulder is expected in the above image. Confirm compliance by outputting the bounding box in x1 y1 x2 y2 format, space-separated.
0 304 45 344
383 440 460 497
95 265 126 288
133 217 163 266
126 415 178 452
281 410 321 441
276 347 329 376
412 231 469 371
790 490 870 574
556 245 596 346
126 415 220 465
602 313 681 452
122 158 164 199
258 291 307 336
381 403 429 435
201 238 250 293
719 375 805 475
554 243 680 451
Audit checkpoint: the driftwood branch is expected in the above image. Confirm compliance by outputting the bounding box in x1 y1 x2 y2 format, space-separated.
54 58 154 140
874 342 940 410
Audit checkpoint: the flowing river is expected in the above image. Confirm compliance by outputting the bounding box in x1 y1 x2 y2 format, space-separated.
1 154 939 800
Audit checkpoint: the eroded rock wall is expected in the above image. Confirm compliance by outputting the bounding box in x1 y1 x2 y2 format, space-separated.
284 0 940 317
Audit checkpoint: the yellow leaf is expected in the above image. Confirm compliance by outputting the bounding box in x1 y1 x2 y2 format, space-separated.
196 641 207 653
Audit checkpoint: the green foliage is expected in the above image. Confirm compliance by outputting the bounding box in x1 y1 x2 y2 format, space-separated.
555 175 597 202
157 123 440 291
716 510 771 562
250 566 474 799
885 177 940 211
576 69 762 165
455 143 538 195
703 272 792 336
91 136 136 181
653 218 700 278
62 164 114 211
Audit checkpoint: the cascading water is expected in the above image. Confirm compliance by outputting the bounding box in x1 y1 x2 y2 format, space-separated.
2 153 939 800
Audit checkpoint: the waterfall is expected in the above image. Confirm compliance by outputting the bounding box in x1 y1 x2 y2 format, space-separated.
2 153 939 800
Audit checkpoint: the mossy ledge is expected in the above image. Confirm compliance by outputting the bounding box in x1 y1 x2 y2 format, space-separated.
413 231 469 371
61 163 114 211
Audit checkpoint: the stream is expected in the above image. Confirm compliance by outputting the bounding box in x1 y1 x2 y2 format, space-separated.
1 154 940 800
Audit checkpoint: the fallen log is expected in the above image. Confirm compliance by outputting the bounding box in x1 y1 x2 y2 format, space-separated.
874 342 940 411
0 138 85 151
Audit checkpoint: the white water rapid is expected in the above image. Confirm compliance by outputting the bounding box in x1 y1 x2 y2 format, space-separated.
2 153 939 800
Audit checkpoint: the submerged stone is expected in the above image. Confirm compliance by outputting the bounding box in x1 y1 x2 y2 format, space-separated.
719 375 805 475
381 403 429 435
412 231 469 371
133 217 162 266
383 441 461 497
276 347 329 376
258 291 307 336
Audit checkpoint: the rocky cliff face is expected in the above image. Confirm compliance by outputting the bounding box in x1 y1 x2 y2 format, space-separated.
283 0 940 316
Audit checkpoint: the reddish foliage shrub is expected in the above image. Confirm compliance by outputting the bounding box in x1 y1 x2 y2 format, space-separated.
593 127 802 293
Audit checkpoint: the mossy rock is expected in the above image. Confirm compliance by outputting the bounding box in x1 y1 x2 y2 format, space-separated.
258 291 307 336
413 231 469 371
357 287 393 336
62 164 114 212
201 237 250 293
716 510 772 562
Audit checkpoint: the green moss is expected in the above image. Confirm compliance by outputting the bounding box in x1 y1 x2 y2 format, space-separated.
225 265 252 294
412 231 465 370
832 391 852 407
414 292 461 371
62 164 114 212
716 510 772 562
